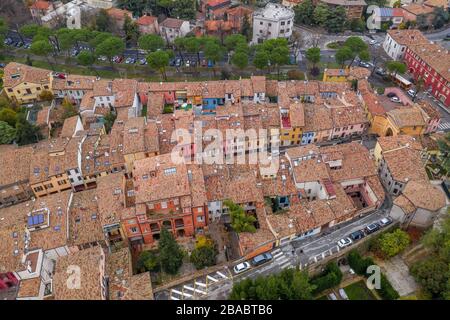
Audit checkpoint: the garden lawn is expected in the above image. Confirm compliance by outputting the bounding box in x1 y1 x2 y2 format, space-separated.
343 280 377 300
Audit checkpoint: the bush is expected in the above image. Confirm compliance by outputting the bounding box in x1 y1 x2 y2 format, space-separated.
378 229 410 258
309 66 320 77
311 261 343 294
376 87 385 95
190 246 217 269
163 104 173 114
379 273 400 300
348 250 375 275
287 70 304 80
136 250 160 273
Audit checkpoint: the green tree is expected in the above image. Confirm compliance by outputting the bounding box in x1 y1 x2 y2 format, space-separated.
172 0 197 20
224 34 247 52
15 117 42 146
350 18 365 32
325 7 347 33
393 0 401 7
0 108 17 127
61 98 78 120
386 61 406 76
242 14 252 42
184 36 202 64
117 0 147 16
305 47 321 70
416 14 429 30
123 15 140 46
204 41 223 76
436 133 450 175
159 228 184 275
19 24 41 38
231 51 249 69
104 111 116 133
0 121 16 144
294 0 315 25
253 50 269 71
89 32 111 49
77 50 98 76
190 246 217 269
344 36 368 66
378 229 410 257
31 39 55 70
39 90 54 102
411 257 449 298
432 7 450 29
335 46 352 67
313 3 330 27
136 250 160 273
146 50 170 80
138 34 165 52
224 200 257 233
95 36 125 68
56 28 76 57
94 9 113 32
174 37 186 63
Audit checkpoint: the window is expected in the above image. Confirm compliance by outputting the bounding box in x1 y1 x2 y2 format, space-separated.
281 21 285 25
164 167 177 175
197 216 204 222
131 227 138 233
161 201 167 209
260 21 263 25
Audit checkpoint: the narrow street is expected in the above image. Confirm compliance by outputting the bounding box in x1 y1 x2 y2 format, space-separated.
153 209 390 300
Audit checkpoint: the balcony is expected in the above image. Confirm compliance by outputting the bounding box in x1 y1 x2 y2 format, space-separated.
174 219 184 229
162 220 172 229
150 223 160 233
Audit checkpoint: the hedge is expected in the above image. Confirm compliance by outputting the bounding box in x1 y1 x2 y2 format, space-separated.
347 250 400 300
311 262 343 294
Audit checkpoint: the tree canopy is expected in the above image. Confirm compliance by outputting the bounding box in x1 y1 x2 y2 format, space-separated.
158 228 184 275
224 200 257 233
229 268 315 300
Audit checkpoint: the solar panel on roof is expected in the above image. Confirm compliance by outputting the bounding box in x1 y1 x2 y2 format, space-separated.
33 215 39 225
27 216 34 227
38 214 44 224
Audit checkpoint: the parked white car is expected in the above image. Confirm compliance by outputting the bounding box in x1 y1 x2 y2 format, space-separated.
339 288 349 300
337 237 353 248
233 262 251 274
328 293 338 300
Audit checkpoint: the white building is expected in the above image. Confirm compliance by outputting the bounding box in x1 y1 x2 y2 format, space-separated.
382 29 428 61
159 18 191 44
251 3 295 44
41 0 113 29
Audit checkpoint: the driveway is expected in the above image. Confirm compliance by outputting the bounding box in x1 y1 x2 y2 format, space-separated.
378 256 419 297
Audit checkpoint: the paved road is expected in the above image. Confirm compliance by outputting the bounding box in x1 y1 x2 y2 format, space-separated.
154 209 389 300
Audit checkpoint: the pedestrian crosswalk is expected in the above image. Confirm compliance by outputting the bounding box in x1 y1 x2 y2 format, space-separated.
272 248 293 269
168 267 232 300
439 121 450 131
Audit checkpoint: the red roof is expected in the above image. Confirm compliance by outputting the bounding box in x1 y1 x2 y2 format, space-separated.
137 15 157 26
392 8 404 17
31 0 50 10
207 0 230 7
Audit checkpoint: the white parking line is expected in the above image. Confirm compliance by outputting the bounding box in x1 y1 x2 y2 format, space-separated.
195 281 207 287
172 289 192 298
280 262 292 269
273 252 284 259
207 275 219 282
216 271 228 279
183 285 195 291
272 248 281 255
277 257 289 265
171 296 180 300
